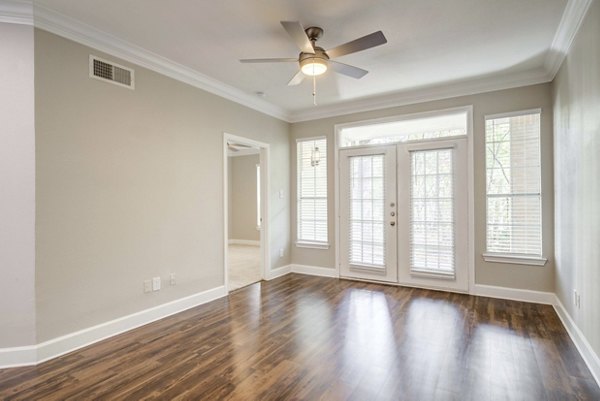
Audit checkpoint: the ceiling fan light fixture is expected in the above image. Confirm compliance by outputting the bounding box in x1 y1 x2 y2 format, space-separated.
300 57 328 76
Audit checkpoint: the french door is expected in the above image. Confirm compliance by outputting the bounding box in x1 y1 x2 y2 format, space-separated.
339 146 398 282
339 139 469 292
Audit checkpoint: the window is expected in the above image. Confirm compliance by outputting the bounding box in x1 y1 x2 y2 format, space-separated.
297 138 328 246
485 110 543 262
338 109 468 148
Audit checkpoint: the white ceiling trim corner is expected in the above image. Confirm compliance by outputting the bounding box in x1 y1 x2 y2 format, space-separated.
0 0 33 25
544 0 593 79
288 68 552 123
32 3 291 122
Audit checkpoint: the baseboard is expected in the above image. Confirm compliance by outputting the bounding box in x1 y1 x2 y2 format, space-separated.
553 296 600 386
265 264 291 280
0 285 227 369
0 344 37 368
291 264 339 278
471 284 555 304
228 239 260 246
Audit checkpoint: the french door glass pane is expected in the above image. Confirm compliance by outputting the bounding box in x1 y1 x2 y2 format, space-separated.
349 155 385 267
410 149 455 273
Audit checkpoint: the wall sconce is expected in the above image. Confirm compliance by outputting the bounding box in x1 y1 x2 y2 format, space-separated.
311 146 321 167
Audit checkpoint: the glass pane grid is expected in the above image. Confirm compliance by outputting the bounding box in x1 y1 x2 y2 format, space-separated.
348 155 385 267
410 149 455 273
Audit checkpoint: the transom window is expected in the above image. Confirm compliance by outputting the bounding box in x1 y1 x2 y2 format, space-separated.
339 110 468 148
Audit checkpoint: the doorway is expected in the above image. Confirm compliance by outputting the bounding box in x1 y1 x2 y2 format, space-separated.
339 138 469 291
223 133 269 292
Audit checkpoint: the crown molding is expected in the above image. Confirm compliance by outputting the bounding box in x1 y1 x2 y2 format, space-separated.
288 68 552 123
4 1 590 124
0 0 33 25
32 3 290 122
545 0 593 79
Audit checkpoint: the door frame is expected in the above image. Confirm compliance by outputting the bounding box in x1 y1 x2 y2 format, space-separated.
223 132 270 294
333 105 475 293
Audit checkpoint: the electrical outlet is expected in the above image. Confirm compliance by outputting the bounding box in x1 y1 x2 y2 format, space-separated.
152 276 161 291
279 248 284 258
143 279 152 293
169 273 176 286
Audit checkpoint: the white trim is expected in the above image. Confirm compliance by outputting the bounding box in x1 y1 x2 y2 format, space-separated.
0 0 33 25
466 106 476 295
228 239 260 246
291 264 339 278
471 284 555 304
0 285 227 368
0 344 37 368
227 148 260 157
265 264 292 280
482 253 548 266
545 0 594 79
289 68 550 122
224 133 270 294
553 295 600 386
295 241 330 250
32 3 289 121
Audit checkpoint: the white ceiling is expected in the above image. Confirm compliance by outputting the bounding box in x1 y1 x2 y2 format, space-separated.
34 0 568 117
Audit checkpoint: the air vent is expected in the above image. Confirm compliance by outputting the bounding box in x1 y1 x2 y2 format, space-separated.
89 55 135 89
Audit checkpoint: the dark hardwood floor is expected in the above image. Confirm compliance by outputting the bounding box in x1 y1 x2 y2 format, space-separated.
1 274 598 400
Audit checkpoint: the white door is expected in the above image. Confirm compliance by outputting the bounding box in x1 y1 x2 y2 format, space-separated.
396 139 469 291
339 146 397 282
339 139 469 291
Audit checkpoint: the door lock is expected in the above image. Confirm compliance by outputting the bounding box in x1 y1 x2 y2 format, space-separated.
390 211 396 217
390 221 396 226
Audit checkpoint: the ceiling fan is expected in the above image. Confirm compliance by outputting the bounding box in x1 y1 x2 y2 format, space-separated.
240 21 387 86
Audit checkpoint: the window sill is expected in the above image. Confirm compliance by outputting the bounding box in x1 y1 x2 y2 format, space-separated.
482 253 547 266
296 241 330 250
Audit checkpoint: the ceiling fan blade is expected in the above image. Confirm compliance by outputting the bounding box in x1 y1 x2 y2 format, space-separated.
330 60 369 79
239 58 297 63
287 70 305 86
281 21 315 54
327 31 387 59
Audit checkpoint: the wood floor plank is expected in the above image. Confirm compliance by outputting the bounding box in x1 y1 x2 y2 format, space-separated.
1 274 599 400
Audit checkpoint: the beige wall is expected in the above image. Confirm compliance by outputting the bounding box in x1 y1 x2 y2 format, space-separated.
553 0 600 358
228 154 260 241
34 29 290 342
0 22 37 347
290 83 555 292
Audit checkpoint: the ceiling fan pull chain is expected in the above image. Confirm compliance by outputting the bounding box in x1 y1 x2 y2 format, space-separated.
313 73 317 106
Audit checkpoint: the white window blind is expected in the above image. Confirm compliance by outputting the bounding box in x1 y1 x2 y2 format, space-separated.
410 148 455 274
349 155 386 267
485 111 542 256
297 138 328 244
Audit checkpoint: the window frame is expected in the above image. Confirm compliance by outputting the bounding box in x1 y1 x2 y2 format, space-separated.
483 108 547 266
296 136 329 249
